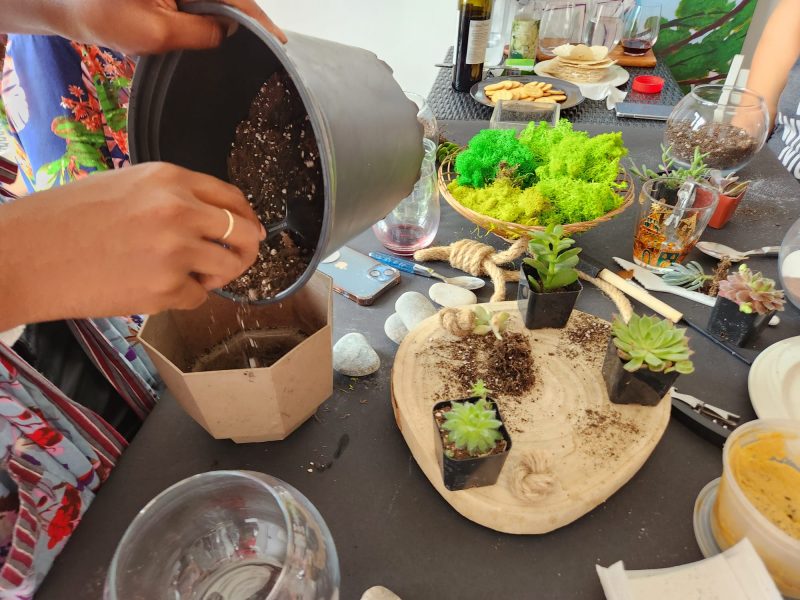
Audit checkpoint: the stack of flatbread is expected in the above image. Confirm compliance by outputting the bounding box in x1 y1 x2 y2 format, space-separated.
539 44 616 84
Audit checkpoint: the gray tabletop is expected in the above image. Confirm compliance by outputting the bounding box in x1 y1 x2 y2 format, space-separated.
429 48 683 126
38 123 800 600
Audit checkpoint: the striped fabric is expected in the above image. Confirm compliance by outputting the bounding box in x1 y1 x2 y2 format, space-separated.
0 343 125 598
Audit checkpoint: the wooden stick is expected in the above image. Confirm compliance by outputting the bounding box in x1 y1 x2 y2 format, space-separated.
597 270 684 323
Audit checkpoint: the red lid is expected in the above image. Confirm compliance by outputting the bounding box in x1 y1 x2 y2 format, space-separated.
632 75 664 94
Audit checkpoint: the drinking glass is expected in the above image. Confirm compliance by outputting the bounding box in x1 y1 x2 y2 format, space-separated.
621 2 661 56
633 177 719 272
404 91 438 145
105 471 340 600
779 216 800 310
538 1 588 58
585 0 627 51
372 138 440 255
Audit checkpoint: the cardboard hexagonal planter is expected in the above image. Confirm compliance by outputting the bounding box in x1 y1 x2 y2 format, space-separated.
138 272 333 443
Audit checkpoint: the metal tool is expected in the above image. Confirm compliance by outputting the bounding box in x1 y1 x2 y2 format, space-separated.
578 254 753 365
671 388 742 447
369 252 486 290
695 241 780 263
613 257 716 307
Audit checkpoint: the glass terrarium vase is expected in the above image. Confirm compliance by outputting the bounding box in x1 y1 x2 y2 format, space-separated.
664 85 769 176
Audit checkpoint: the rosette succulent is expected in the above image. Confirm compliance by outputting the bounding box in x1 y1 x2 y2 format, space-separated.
611 314 695 374
473 306 510 340
661 261 712 291
718 264 786 315
442 381 503 456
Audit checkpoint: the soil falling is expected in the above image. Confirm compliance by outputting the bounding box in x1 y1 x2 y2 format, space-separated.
225 71 324 300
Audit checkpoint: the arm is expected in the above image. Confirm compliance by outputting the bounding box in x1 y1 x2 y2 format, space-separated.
0 0 287 54
748 0 800 128
0 163 264 331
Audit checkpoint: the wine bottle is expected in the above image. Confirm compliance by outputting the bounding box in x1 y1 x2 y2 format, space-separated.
452 0 494 92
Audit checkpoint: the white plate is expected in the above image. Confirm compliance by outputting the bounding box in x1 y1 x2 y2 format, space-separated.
748 336 800 420
534 59 630 93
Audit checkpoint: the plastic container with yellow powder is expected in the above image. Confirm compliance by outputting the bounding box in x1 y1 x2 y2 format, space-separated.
712 419 800 598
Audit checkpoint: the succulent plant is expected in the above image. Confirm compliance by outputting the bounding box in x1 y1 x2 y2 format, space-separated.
611 314 695 374
629 144 711 183
442 383 503 456
718 264 786 315
524 224 581 293
473 306 511 339
661 261 712 291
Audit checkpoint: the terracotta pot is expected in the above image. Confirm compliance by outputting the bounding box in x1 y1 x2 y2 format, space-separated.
601 340 679 406
707 186 747 230
517 264 582 330
432 398 512 491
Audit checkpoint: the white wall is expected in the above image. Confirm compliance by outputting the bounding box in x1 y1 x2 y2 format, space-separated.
257 0 457 95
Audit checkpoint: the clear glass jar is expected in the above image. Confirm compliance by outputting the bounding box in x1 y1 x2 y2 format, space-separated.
372 138 440 255
664 85 769 176
404 92 438 145
779 216 800 310
105 471 340 600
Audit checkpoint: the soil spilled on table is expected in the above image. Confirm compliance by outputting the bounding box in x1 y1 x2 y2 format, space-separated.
225 71 324 300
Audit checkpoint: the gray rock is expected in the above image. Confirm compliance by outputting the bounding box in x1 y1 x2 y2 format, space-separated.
429 282 478 307
395 291 436 331
384 313 409 344
332 333 380 377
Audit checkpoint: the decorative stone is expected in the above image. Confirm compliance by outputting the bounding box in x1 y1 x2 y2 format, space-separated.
429 282 478 307
361 587 402 600
395 292 436 331
384 313 409 344
333 333 380 377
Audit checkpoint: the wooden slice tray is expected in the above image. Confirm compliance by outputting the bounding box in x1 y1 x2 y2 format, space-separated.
391 302 670 534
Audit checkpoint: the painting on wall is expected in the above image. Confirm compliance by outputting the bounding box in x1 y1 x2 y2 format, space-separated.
655 0 756 90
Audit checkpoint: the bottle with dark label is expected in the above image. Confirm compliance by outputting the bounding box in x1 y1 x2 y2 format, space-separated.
453 0 494 92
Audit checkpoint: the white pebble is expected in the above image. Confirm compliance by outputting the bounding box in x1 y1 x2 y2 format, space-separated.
428 282 478 308
395 292 436 331
332 333 380 377
384 313 409 344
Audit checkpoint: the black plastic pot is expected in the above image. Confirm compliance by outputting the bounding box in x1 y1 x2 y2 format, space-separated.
432 398 512 492
517 264 582 329
129 2 424 303
707 296 774 347
602 340 678 406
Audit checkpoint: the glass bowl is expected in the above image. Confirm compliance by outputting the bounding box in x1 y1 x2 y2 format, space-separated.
664 85 769 176
105 471 339 600
779 216 800 310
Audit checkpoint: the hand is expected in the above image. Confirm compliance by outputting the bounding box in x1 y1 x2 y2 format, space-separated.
0 163 264 330
66 0 288 55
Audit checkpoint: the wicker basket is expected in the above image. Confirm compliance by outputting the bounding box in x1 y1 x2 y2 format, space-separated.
438 156 635 240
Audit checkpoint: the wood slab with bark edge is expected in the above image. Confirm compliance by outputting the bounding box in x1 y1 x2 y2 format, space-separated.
391 302 670 534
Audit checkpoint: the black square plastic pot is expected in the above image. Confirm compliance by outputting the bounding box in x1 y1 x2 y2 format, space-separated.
517 264 582 330
707 296 774 347
432 398 512 492
601 340 678 406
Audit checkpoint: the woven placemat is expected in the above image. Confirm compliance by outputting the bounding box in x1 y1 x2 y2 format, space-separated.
428 48 683 127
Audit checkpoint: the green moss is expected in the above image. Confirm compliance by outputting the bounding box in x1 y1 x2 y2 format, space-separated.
455 129 539 189
450 121 629 226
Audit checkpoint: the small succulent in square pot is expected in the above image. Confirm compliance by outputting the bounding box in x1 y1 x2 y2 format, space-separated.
518 224 582 330
432 380 512 491
708 264 786 347
603 314 695 406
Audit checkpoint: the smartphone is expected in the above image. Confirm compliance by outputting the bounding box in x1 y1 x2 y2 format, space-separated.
615 102 673 121
317 247 400 306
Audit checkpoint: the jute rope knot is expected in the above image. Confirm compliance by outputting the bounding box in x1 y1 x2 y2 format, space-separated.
414 236 634 319
509 449 557 502
439 308 476 338
415 238 527 302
